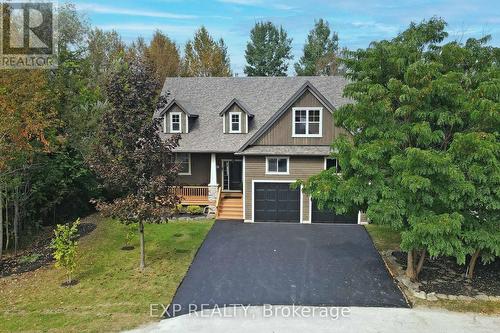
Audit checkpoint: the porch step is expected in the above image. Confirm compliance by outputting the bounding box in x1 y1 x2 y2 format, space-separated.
217 195 243 220
222 200 242 207
219 207 242 213
222 192 243 198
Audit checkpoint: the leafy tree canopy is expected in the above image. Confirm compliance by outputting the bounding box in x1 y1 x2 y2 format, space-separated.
301 17 500 280
181 26 231 77
89 57 180 269
295 19 340 76
146 30 181 82
244 21 293 76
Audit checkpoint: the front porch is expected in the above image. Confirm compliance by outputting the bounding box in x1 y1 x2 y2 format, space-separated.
171 186 243 220
171 153 243 219
170 186 213 206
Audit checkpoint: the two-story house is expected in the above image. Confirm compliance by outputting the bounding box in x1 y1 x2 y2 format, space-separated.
157 76 367 224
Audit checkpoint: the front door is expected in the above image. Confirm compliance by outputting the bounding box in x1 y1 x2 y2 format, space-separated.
222 160 242 191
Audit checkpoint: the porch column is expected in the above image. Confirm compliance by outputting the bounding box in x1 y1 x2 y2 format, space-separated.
208 153 218 203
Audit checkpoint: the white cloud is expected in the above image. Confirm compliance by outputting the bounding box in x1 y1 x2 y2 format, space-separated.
96 23 233 42
351 21 399 34
218 0 297 11
272 3 296 10
76 4 197 20
97 23 196 34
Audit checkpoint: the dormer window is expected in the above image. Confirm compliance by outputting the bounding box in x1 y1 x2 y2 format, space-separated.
229 111 241 133
170 112 181 133
292 107 322 137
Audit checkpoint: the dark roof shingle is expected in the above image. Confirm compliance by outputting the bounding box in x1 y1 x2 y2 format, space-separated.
157 76 350 153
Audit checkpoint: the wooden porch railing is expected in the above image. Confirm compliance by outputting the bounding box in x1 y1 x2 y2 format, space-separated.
215 185 222 209
169 186 209 205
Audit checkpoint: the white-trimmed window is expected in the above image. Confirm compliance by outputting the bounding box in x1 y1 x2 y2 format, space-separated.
325 157 341 173
176 153 191 175
292 107 322 137
170 112 182 133
266 157 289 175
229 112 241 133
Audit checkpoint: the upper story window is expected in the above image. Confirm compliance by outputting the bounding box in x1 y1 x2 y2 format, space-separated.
229 111 241 133
170 112 182 133
292 107 322 137
266 156 289 175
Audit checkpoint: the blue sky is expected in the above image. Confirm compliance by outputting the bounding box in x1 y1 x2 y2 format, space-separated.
74 0 500 75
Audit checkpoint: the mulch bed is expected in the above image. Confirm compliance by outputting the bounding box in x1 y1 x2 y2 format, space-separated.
393 251 500 296
0 222 96 278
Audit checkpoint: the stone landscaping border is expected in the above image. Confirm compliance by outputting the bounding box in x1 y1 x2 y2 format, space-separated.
381 250 500 302
170 215 211 221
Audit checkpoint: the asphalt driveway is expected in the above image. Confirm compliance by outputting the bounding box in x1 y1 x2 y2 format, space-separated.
167 221 407 317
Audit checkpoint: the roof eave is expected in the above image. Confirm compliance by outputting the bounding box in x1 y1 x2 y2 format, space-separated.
158 99 198 117
219 98 254 117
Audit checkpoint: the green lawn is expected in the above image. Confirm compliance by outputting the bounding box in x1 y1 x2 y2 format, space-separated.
364 224 401 251
0 215 214 333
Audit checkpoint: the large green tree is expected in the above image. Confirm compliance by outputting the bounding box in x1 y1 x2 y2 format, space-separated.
295 19 340 76
146 30 180 82
181 27 231 77
90 58 180 270
301 18 500 281
450 132 500 279
86 28 125 88
244 22 293 76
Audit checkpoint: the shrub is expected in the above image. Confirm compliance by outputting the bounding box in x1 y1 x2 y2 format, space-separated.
50 219 80 285
176 204 186 214
186 205 203 215
19 253 42 265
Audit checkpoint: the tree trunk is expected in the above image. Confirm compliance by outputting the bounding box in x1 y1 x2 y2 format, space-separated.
5 190 9 251
406 250 417 281
416 249 426 277
13 188 19 255
139 221 145 271
0 184 3 259
466 249 480 280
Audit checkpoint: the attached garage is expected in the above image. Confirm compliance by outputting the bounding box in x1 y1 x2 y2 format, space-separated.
311 200 357 224
254 182 300 223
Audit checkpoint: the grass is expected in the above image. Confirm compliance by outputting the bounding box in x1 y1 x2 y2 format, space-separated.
0 215 214 333
413 299 500 315
364 223 500 315
364 224 401 251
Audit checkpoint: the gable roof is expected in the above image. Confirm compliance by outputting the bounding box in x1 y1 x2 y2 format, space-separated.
219 98 254 117
158 99 198 118
156 76 351 153
237 81 335 153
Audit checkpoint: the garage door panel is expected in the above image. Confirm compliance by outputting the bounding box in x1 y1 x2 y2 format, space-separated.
254 183 300 223
311 201 357 224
